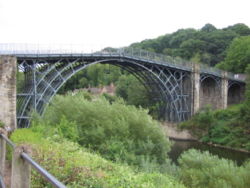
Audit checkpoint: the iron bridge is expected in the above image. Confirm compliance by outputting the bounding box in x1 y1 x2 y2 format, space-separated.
0 46 245 127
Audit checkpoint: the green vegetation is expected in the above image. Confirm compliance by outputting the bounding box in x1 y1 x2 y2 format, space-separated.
216 36 250 73
178 149 250 188
10 92 185 187
59 64 122 93
131 23 250 67
11 129 185 188
239 64 250 125
179 104 250 150
32 92 171 168
115 75 163 119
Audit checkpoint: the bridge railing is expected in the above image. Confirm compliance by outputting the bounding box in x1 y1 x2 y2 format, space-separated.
0 43 192 70
121 48 193 69
0 129 66 188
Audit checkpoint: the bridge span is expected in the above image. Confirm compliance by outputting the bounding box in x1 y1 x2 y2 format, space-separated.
0 45 246 128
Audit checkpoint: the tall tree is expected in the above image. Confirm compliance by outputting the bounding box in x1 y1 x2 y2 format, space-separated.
216 36 250 73
239 64 250 126
226 23 250 36
201 23 217 32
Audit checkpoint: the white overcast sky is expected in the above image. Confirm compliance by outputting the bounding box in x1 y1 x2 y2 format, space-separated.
0 0 249 51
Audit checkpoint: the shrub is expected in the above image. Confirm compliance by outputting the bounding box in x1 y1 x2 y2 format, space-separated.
178 149 249 188
31 92 171 167
179 105 215 137
179 104 250 151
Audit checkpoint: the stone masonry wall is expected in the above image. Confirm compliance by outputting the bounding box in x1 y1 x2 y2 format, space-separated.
0 56 16 130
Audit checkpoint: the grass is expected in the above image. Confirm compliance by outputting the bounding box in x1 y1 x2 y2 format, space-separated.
10 128 185 188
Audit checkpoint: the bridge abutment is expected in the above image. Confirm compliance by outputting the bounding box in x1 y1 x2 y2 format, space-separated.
0 56 17 130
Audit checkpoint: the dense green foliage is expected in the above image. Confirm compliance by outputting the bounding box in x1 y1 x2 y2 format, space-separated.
239 64 250 124
216 36 250 73
179 104 250 150
11 129 185 188
178 149 250 188
131 23 250 66
115 75 150 108
32 92 171 167
59 64 123 93
115 75 163 119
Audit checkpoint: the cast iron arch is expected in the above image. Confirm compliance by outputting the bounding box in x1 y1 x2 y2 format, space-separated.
17 57 191 127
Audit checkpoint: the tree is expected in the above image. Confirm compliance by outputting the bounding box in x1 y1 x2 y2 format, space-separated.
130 23 249 67
180 39 206 59
239 64 250 126
216 36 250 73
226 23 250 36
169 29 197 48
201 23 217 32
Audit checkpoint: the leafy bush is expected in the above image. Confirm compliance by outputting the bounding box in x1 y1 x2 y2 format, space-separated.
179 104 250 151
11 129 185 188
178 149 250 188
32 92 171 167
179 105 215 137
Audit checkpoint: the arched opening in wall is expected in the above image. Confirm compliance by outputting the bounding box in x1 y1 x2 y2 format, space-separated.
227 84 242 106
199 77 220 109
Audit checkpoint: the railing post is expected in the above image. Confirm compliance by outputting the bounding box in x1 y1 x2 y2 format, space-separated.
0 129 7 177
11 145 32 188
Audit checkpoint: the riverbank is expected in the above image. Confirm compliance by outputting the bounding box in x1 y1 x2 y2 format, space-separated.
168 138 250 165
162 122 250 154
204 142 250 154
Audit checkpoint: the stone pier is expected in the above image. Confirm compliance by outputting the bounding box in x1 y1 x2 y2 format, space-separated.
220 72 228 109
191 63 200 115
0 56 17 130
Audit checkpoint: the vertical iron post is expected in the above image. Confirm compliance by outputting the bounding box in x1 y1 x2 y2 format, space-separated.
32 60 37 112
